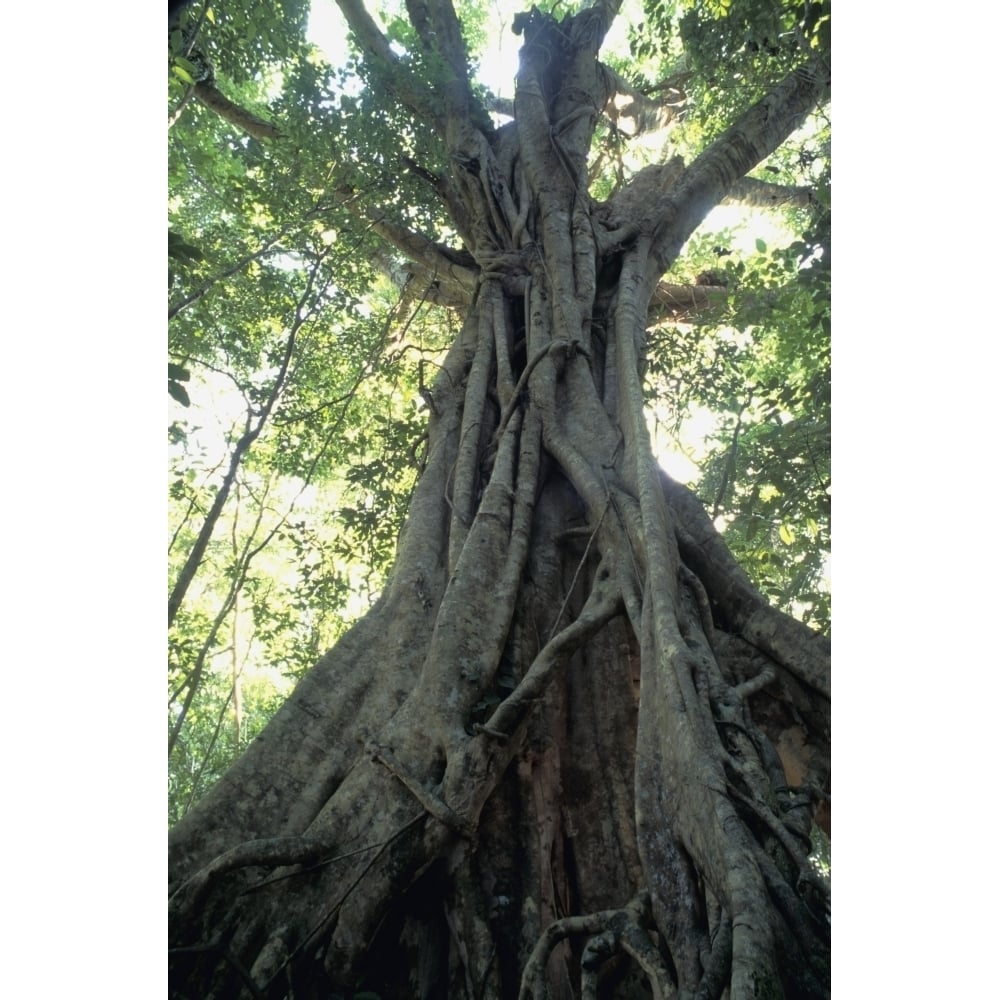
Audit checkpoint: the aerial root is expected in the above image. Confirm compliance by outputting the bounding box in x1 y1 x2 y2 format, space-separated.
678 562 717 652
729 785 812 865
369 743 475 839
749 832 830 940
696 914 734 1000
168 835 332 919
170 811 434 995
750 846 831 993
730 665 777 700
518 892 676 1000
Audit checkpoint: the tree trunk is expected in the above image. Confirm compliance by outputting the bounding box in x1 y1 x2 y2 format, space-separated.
168 6 830 998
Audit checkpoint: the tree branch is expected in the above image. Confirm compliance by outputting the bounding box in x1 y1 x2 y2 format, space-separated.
335 0 444 130
490 60 683 140
404 0 491 137
647 280 728 323
168 250 331 626
365 214 478 295
648 61 829 275
169 227 295 320
192 82 281 141
723 176 815 210
602 64 683 137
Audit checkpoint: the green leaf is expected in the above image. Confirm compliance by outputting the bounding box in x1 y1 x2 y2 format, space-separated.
168 363 191 383
172 64 196 86
755 238 767 253
778 523 795 545
169 380 191 407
